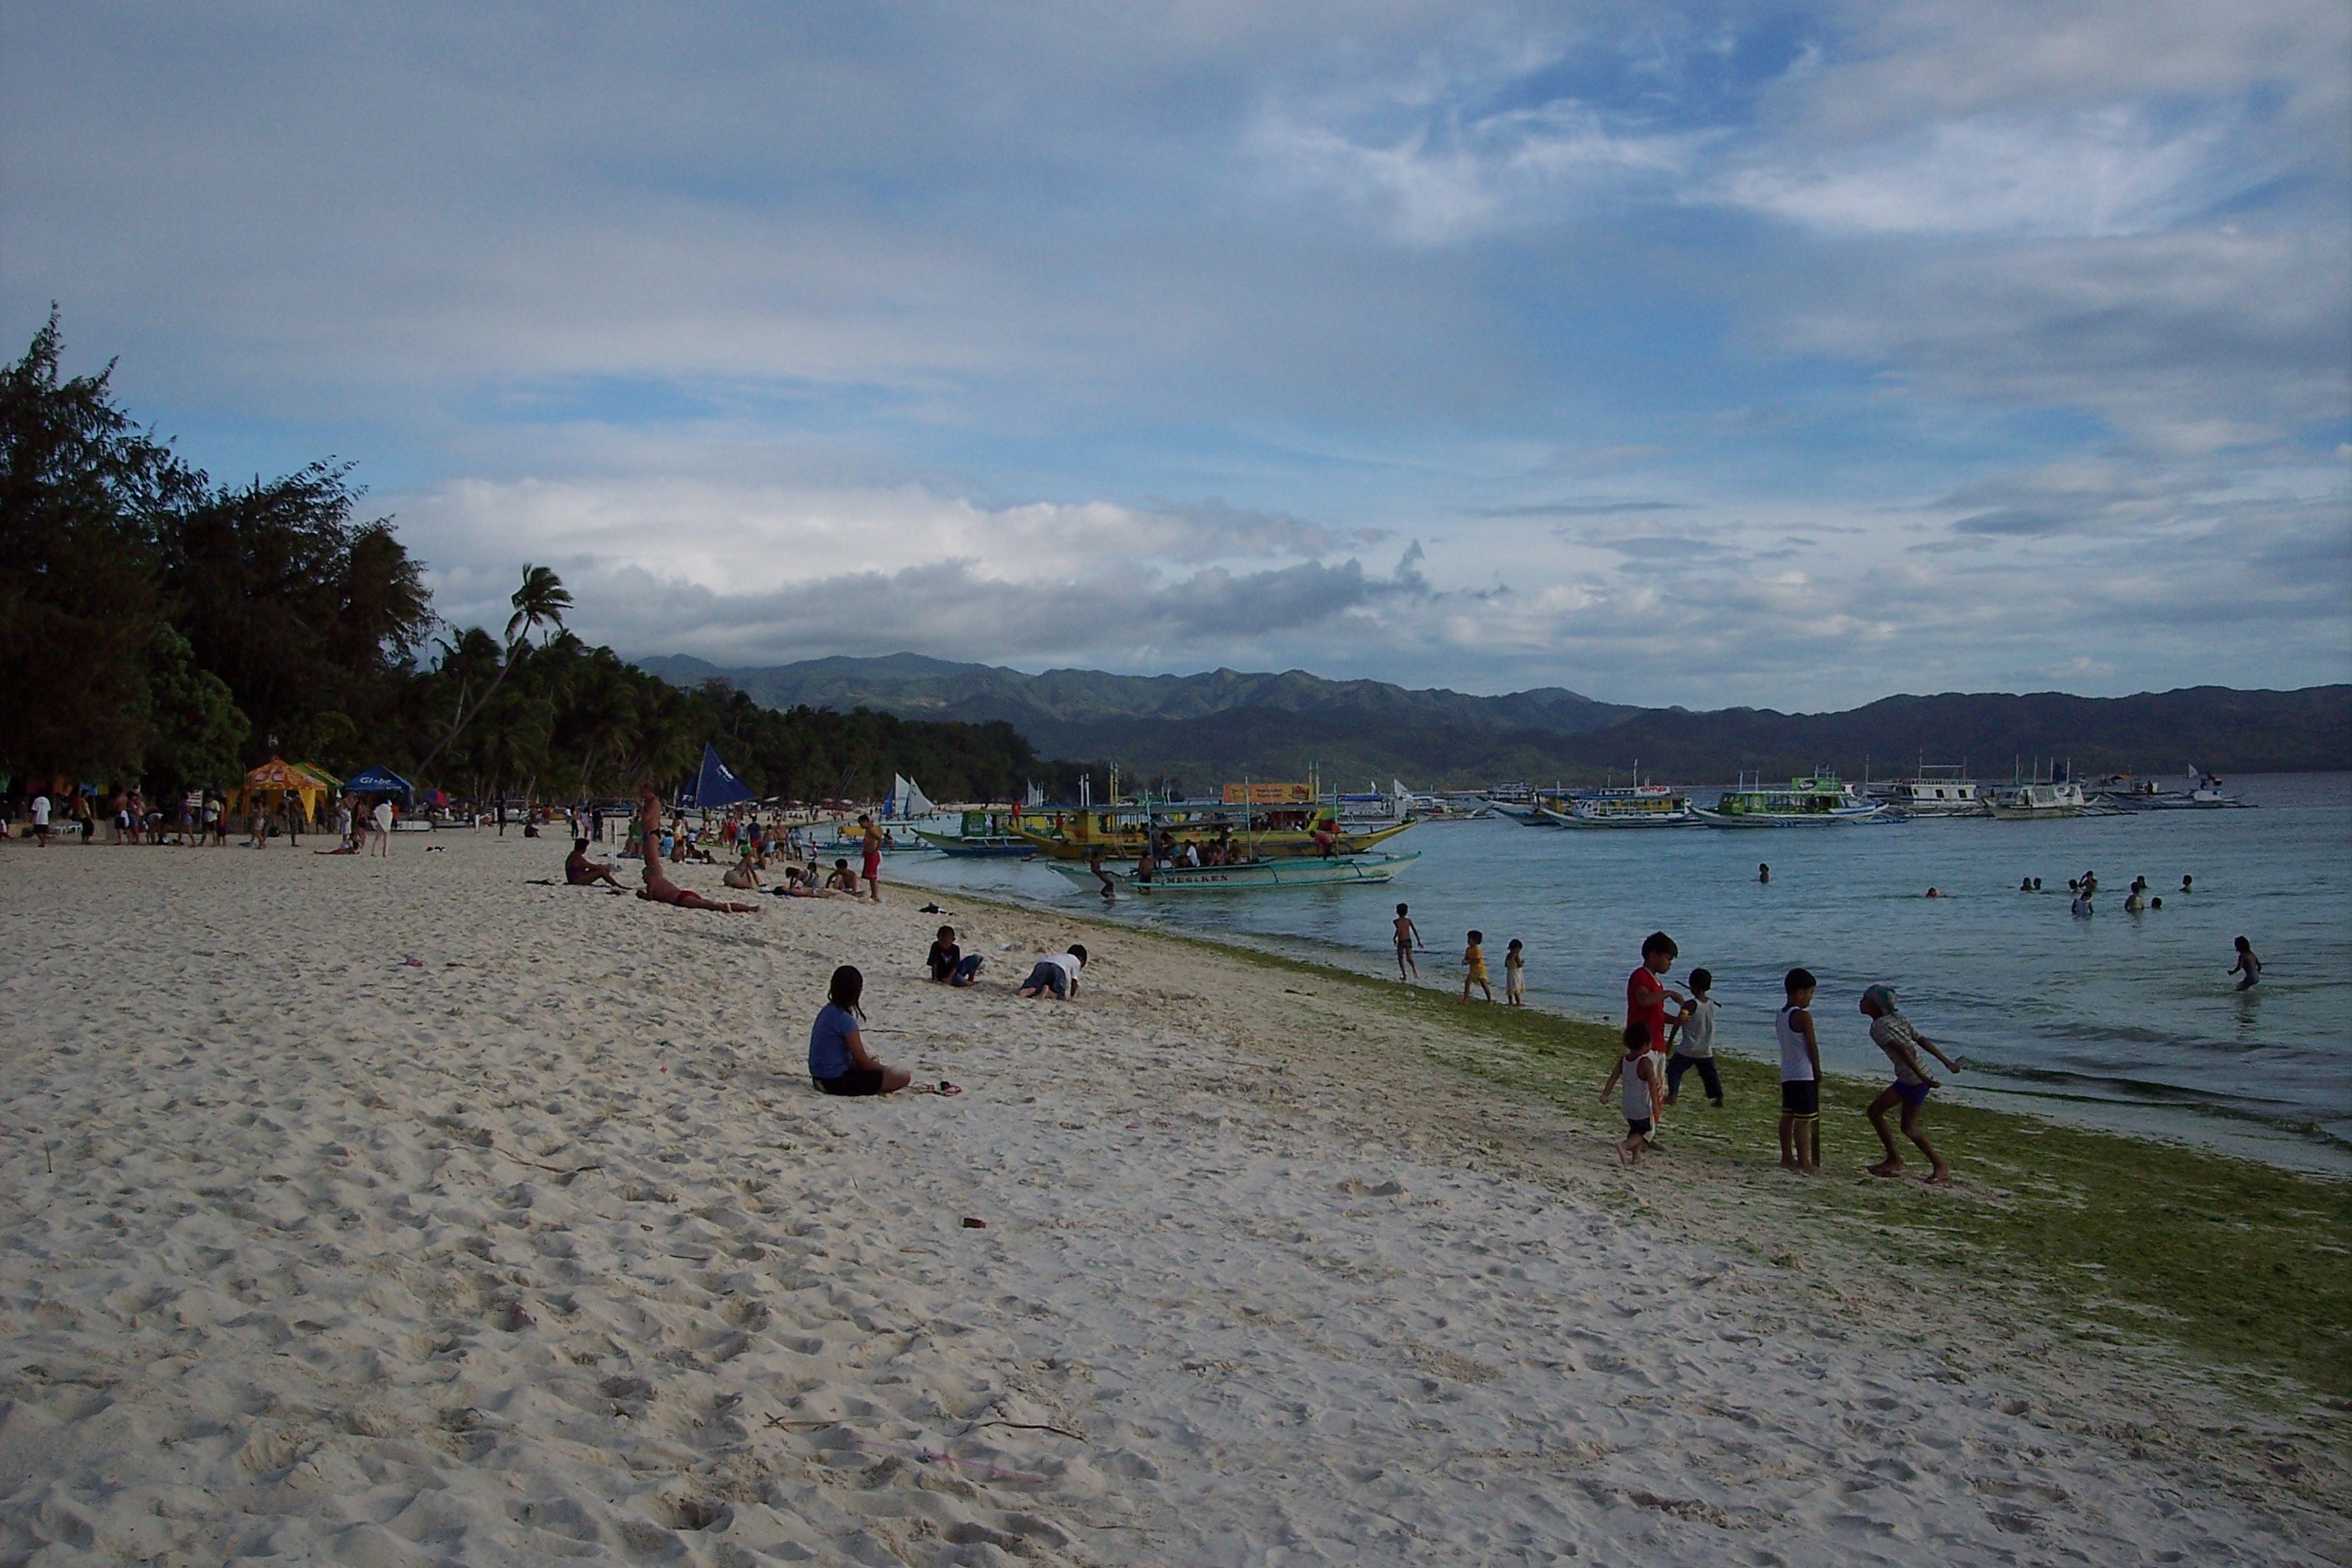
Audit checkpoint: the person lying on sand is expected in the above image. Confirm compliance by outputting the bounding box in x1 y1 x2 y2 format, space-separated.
773 864 836 898
810 965 913 1096
566 838 624 887
638 858 762 913
1016 945 1086 999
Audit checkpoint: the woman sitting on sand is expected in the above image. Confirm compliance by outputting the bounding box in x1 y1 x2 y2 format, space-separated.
809 966 912 1096
566 838 623 887
722 847 761 890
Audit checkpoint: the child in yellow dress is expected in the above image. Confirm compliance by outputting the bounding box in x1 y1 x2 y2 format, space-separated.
1461 930 1493 1003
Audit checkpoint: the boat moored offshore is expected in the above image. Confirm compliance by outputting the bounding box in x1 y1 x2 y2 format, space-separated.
1874 764 1987 819
1048 851 1419 894
1692 772 1882 827
1987 779 2090 819
1538 780 1695 828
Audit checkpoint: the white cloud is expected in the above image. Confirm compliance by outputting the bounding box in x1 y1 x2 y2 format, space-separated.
1719 106 2243 239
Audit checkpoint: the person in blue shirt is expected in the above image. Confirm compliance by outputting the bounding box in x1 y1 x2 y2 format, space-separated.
809 965 912 1096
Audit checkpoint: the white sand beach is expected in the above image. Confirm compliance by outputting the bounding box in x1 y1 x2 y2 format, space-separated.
1 833 2342 1566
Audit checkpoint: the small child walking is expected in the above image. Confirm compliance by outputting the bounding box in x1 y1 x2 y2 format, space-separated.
1664 968 1723 1107
1393 903 1421 981
1860 984 1960 1183
1776 968 1822 1173
1503 939 1526 1005
1461 931 1493 1003
1599 1023 1659 1166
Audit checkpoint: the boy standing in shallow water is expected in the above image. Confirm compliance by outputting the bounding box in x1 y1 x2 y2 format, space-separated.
1860 984 1960 1183
1461 931 1493 1002
1776 968 1822 1173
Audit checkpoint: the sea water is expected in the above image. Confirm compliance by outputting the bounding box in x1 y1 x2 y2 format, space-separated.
898 772 2352 1172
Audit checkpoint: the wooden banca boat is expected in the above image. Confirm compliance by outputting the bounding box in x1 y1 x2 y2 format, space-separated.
1048 851 1419 894
1014 799 1414 861
912 809 1035 856
1692 772 1883 827
1538 781 1694 828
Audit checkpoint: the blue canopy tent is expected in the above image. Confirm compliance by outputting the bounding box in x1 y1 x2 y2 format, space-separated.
346 764 414 805
680 744 755 810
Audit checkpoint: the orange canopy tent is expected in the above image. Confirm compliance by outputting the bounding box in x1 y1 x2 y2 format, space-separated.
227 757 333 822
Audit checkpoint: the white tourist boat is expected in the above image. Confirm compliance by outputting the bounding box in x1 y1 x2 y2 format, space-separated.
1538 782 1696 828
2095 768 2252 811
1692 772 1883 827
1047 851 1419 894
1875 764 1987 819
1987 779 2089 819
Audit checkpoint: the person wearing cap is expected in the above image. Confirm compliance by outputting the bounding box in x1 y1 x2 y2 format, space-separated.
1860 985 1962 1183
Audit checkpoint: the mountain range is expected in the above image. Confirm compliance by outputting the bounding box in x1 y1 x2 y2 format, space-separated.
638 654 2350 787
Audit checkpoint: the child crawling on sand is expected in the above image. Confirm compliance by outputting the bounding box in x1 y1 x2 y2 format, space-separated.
1599 1023 1659 1166
1016 945 1087 1000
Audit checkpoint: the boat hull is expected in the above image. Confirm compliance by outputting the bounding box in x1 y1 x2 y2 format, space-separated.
910 829 1034 856
1538 805 1695 828
1048 852 1419 893
1017 819 1416 861
1692 805 1883 828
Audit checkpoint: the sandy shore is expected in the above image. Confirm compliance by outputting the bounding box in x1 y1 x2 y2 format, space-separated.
0 832 2342 1566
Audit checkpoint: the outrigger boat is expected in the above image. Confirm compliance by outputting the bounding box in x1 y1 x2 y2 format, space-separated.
1693 772 1882 827
912 808 1036 856
1538 766 1694 828
1013 792 1415 861
1986 761 2112 819
1873 763 1988 819
2094 768 2252 811
1048 850 1419 894
1987 780 2090 819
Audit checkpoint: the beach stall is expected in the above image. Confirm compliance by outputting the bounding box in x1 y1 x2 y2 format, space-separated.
227 757 334 823
345 763 415 806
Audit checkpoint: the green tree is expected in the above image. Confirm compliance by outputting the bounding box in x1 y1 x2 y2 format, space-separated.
143 625 250 794
0 313 190 782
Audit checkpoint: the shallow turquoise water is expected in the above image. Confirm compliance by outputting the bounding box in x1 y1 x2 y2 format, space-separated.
898 773 2352 1171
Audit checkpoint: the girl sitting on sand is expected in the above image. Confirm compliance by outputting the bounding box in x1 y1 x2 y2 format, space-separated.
809 966 912 1096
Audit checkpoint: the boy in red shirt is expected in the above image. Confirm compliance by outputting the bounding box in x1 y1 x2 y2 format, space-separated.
1626 932 1686 1135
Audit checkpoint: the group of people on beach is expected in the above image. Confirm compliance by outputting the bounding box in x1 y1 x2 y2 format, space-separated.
1594 931 1964 1182
559 787 904 912
805 937 1087 1097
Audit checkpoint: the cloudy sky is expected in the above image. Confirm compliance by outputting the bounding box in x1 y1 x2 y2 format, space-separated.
5 2 2346 707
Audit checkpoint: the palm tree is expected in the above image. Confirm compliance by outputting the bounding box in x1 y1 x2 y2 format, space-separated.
413 565 572 782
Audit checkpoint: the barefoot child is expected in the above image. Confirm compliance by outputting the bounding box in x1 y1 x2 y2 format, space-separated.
1664 968 1723 1107
1860 985 1960 1182
1503 939 1526 1005
1626 932 1684 1132
1599 1024 1658 1166
1776 968 1822 1173
1393 903 1422 981
1461 931 1493 1003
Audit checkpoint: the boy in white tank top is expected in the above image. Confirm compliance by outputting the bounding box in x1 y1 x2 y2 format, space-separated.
1598 1023 1659 1167
1776 968 1822 1174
